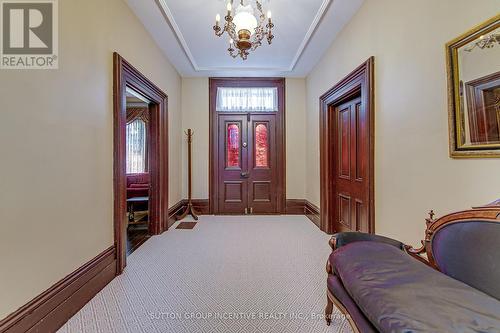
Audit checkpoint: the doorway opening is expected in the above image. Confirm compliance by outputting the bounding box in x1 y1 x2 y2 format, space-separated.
209 78 286 215
113 53 169 274
320 57 375 235
125 88 151 255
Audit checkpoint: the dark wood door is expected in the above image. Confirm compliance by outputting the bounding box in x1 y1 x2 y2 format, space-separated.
248 114 277 214
331 96 370 232
217 114 277 214
218 115 248 213
466 79 500 144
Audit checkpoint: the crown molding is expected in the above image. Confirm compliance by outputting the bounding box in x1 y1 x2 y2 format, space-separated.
288 0 331 71
156 0 199 71
155 0 332 73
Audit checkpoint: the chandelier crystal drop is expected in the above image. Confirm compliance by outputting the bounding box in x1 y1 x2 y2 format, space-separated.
213 0 274 60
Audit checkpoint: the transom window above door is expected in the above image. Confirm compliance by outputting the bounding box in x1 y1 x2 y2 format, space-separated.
216 87 278 112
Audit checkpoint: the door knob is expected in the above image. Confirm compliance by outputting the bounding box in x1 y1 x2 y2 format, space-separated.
240 172 249 178
242 142 248 148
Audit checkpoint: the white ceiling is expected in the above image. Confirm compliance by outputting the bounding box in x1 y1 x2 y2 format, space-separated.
125 0 364 77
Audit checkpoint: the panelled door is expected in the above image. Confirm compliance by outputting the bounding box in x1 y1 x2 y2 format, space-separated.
218 113 277 214
331 96 370 233
218 115 248 213
210 78 285 215
320 58 374 235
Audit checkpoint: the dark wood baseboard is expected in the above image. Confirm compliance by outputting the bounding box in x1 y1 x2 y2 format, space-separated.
168 199 211 228
168 200 185 228
285 199 307 214
286 199 321 228
191 199 210 215
305 201 321 228
170 199 320 228
0 246 116 333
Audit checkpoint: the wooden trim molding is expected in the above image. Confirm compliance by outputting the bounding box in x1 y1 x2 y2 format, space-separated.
191 199 210 215
209 78 286 215
319 57 375 235
285 199 307 215
285 199 321 228
405 204 500 268
0 247 116 333
113 52 169 274
168 199 211 228
305 201 320 228
168 200 185 228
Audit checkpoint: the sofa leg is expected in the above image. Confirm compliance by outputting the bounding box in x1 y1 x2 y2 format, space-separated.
325 293 333 326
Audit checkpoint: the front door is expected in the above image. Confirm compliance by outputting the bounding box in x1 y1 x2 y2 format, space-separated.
331 96 370 233
217 113 278 214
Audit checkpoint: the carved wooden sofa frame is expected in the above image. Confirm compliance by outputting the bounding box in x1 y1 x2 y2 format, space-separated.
325 203 500 332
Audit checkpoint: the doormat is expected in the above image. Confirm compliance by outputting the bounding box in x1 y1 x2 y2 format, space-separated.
176 222 197 230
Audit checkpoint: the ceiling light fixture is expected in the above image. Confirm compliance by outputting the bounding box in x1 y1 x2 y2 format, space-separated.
213 0 274 60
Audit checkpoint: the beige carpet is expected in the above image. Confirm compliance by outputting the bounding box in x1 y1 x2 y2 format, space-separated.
58 215 352 333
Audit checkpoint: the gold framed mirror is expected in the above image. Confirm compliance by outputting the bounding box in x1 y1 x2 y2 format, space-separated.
446 15 500 158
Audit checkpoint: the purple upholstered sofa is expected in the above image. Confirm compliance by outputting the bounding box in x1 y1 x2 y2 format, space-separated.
325 204 500 333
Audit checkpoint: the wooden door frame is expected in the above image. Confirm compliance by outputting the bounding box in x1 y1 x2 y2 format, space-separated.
113 53 169 274
209 77 286 214
320 57 375 235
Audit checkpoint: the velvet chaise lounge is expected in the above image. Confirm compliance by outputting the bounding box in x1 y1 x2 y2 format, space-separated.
325 203 500 333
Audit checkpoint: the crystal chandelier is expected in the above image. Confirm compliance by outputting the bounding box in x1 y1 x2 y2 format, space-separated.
213 0 274 60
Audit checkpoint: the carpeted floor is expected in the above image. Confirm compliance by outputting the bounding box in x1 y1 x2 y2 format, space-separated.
58 215 352 333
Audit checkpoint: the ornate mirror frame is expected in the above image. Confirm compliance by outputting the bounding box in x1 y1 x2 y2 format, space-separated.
446 15 500 158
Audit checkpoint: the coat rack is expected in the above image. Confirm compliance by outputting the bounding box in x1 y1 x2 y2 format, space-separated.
177 129 199 221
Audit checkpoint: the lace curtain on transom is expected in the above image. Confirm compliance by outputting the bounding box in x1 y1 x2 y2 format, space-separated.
126 119 147 174
216 87 278 112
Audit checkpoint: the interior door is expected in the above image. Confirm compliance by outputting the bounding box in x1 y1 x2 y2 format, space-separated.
218 115 248 214
248 114 277 214
332 96 370 232
217 113 278 214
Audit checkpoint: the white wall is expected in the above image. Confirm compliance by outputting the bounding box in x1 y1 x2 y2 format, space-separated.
0 0 182 319
181 78 210 199
181 78 307 200
306 0 500 245
285 79 307 199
